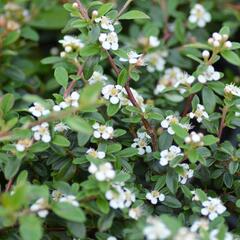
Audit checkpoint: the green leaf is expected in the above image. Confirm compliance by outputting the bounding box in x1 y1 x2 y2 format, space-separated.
202 87 216 113
117 68 128 86
219 26 230 35
41 56 62 64
52 202 85 223
98 3 113 16
187 149 200 163
119 10 150 20
67 222 86 239
0 93 14 114
166 169 178 194
203 135 218 145
221 50 240 66
21 26 39 41
107 143 122 153
52 135 70 147
162 196 182 208
4 158 21 180
195 188 207 202
172 124 188 139
19 215 42 240
80 44 100 57
107 103 120 116
116 147 138 157
3 31 20 47
175 18 185 43
96 197 110 214
54 67 68 89
66 116 93 135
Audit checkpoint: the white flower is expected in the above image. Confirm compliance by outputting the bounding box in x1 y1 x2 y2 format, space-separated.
178 163 194 184
59 195 79 207
131 132 152 155
129 207 142 220
185 131 204 146
88 71 108 85
87 148 105 159
201 197 226 220
88 162 115 181
143 216 171 240
99 32 119 50
190 218 209 232
92 122 114 139
208 32 232 50
224 84 240 97
15 138 32 152
59 35 84 53
149 36 160 48
52 190 65 201
28 102 50 118
159 145 183 166
95 16 114 31
144 51 167 73
197 65 221 83
54 122 70 132
189 104 209 122
107 237 117 240
30 198 49 218
120 51 144 65
174 227 197 240
102 84 124 104
57 91 80 109
191 190 200 201
188 4 211 28
32 122 51 143
209 229 233 240
161 115 179 135
146 190 165 205
106 184 135 209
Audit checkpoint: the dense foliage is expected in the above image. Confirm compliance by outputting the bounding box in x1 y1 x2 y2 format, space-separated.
1 0 240 239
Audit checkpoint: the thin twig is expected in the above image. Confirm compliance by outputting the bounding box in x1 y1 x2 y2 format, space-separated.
5 179 13 192
218 106 228 139
75 0 90 20
181 94 194 117
107 51 158 151
114 0 134 23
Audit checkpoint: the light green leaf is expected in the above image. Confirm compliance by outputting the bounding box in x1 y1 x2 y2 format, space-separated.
66 117 93 135
54 67 68 89
52 135 71 147
119 10 150 20
221 50 240 66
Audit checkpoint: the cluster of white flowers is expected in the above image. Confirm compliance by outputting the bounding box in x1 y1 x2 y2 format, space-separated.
54 122 69 132
53 91 80 111
105 184 135 209
102 84 125 104
208 32 232 49
189 104 209 122
144 51 168 73
15 138 33 152
190 218 209 233
88 162 115 181
154 67 195 94
224 84 240 97
101 84 146 111
29 102 50 118
32 122 51 143
131 132 152 155
146 190 165 205
185 131 204 146
86 148 105 159
30 198 49 218
201 197 226 220
188 4 211 28
88 71 108 85
92 122 114 139
129 206 142 220
59 194 79 207
59 35 84 57
143 216 171 240
95 16 114 31
197 65 221 84
174 227 197 240
138 36 160 48
120 50 144 66
161 115 191 135
178 163 194 184
159 145 183 166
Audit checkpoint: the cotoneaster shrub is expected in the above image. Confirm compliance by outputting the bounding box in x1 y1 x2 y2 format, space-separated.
1 0 240 239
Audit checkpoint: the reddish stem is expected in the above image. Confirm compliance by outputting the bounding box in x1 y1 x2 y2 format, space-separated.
181 94 194 117
107 52 158 151
218 106 228 139
75 0 90 20
5 179 13 192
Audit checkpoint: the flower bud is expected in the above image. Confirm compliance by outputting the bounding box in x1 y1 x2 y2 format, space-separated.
222 34 229 41
60 51 66 58
202 50 210 59
212 32 222 41
65 46 72 53
213 40 220 48
208 38 214 45
224 41 232 49
92 10 98 18
72 2 78 8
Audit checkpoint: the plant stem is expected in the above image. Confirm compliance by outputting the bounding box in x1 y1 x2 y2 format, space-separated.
114 0 134 22
5 179 13 192
181 94 194 116
218 106 228 139
75 0 90 20
107 51 158 151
